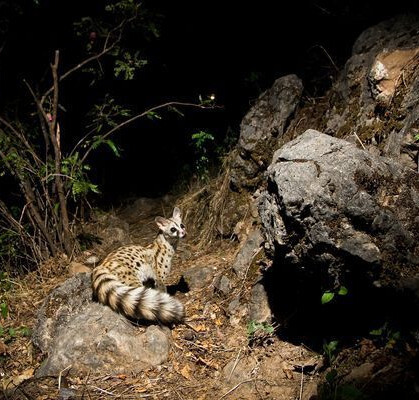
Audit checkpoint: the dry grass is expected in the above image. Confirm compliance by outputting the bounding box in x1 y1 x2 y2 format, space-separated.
179 168 232 248
178 153 252 250
0 192 320 400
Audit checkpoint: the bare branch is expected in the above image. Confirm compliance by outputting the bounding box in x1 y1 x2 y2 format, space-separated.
48 51 73 256
40 14 136 104
80 101 220 164
0 115 44 167
50 50 60 135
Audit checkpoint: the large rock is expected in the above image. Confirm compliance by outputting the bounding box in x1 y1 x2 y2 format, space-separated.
324 15 419 169
32 274 170 376
231 74 303 189
259 130 418 289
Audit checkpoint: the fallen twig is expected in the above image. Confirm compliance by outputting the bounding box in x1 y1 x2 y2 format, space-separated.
58 365 72 390
299 366 304 400
228 348 242 381
218 379 254 400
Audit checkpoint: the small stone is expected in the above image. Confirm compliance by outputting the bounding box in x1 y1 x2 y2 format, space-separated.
227 299 247 326
214 275 232 296
248 283 272 324
182 330 196 341
59 387 77 400
85 255 100 265
182 266 213 290
68 262 91 276
343 362 375 383
228 299 241 315
232 228 263 277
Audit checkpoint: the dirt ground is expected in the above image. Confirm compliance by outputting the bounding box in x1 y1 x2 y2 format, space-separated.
0 198 323 399
1 197 417 400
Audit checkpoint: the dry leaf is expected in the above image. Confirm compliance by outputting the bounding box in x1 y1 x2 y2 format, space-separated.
180 364 192 380
187 322 207 332
198 357 219 370
0 341 8 354
194 324 207 332
282 361 294 380
2 368 34 391
134 386 149 393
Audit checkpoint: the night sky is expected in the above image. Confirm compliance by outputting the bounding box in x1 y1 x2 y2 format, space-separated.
1 0 418 201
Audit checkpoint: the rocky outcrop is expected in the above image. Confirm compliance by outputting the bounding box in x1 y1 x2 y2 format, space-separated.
330 15 419 166
285 15 419 172
232 227 264 277
258 130 418 289
32 274 170 377
231 74 303 189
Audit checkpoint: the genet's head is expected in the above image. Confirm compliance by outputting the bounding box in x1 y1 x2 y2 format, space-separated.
155 207 186 239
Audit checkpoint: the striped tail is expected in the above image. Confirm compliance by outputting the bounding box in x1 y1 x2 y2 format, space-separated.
92 268 184 324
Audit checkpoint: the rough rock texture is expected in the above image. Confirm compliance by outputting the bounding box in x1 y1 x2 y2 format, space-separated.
231 74 303 189
32 274 93 353
248 283 271 324
32 274 170 376
213 275 231 296
97 213 132 252
182 266 214 290
286 15 419 171
232 228 264 277
259 130 418 289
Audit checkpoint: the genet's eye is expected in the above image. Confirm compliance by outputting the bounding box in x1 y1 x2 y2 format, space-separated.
180 224 185 229
170 227 177 233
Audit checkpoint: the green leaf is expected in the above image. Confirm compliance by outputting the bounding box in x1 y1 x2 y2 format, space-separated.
168 106 185 118
0 303 8 319
369 328 383 336
18 326 31 337
338 286 348 296
321 291 335 304
146 111 162 120
8 327 16 337
89 183 100 194
327 340 339 352
264 323 275 334
105 140 120 157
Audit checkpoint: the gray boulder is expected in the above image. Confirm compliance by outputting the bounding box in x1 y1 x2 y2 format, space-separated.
231 74 303 189
32 274 170 376
259 130 418 288
323 15 419 169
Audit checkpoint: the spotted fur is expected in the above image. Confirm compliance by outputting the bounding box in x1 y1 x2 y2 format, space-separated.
92 207 186 324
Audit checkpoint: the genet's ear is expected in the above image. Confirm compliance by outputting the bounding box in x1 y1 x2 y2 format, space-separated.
155 216 170 230
172 207 181 219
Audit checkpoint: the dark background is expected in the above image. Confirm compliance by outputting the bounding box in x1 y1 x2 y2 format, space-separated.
1 0 418 202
